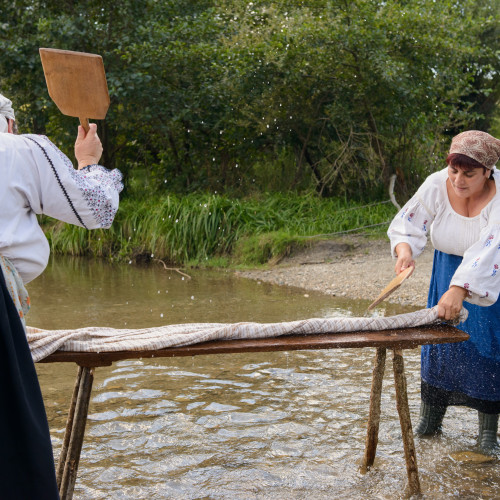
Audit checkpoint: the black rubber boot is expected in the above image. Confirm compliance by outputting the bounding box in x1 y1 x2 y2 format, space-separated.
414 402 447 436
478 412 499 454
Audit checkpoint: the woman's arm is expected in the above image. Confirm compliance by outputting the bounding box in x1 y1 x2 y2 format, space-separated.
449 224 500 307
74 123 103 169
394 242 415 275
388 171 443 263
24 129 123 229
437 286 468 320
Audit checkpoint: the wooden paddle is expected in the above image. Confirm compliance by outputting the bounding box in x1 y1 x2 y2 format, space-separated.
39 48 110 132
367 266 414 310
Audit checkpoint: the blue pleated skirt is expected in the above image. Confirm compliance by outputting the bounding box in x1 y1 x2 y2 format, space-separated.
421 250 500 408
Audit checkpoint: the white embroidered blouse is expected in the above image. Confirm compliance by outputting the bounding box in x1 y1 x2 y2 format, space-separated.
0 133 123 283
388 167 500 306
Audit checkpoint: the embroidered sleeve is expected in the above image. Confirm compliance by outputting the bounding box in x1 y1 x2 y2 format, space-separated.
77 165 123 227
387 174 441 260
450 224 500 306
387 199 433 259
24 135 123 229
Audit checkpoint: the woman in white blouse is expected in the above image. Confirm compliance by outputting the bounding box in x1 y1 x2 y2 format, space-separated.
388 130 500 454
0 94 122 498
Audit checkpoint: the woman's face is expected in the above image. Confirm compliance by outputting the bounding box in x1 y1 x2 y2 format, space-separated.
447 165 490 198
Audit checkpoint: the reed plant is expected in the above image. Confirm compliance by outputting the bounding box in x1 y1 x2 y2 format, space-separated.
40 193 397 267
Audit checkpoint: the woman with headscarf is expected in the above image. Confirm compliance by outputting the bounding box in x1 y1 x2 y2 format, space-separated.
0 93 123 498
388 130 500 454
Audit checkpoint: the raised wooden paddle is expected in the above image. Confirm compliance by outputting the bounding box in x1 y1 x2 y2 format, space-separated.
367 265 414 310
39 48 110 132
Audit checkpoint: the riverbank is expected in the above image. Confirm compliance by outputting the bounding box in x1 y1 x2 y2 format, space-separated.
236 236 435 308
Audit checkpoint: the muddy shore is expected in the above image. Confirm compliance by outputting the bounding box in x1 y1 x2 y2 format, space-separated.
236 237 435 308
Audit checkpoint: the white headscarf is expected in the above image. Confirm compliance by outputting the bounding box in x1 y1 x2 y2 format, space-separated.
0 93 16 133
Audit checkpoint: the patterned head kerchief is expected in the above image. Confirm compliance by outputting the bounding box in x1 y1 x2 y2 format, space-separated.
0 93 16 133
449 130 500 170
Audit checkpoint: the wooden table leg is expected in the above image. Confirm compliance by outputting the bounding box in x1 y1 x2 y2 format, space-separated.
56 366 83 487
363 347 387 470
392 349 421 496
58 365 95 500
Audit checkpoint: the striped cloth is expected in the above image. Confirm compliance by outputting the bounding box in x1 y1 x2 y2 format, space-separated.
26 306 468 362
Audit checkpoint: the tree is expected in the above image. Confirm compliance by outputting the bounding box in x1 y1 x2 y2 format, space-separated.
1 0 498 200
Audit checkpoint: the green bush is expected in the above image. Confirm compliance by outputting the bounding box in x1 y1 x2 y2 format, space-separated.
41 193 397 266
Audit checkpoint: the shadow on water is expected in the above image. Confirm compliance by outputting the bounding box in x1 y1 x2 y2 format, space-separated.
28 257 500 499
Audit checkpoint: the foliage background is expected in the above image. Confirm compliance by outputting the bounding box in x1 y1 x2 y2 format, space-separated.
1 0 499 204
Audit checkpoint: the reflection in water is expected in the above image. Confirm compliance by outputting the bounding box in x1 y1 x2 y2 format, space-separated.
28 257 499 499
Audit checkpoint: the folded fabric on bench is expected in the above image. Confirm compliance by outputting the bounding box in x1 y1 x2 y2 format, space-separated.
26 306 467 362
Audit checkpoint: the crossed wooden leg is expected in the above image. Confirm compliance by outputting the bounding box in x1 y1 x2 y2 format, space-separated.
57 366 95 500
363 347 421 496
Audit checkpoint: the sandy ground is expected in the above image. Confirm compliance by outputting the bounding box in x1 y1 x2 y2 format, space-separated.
236 236 435 308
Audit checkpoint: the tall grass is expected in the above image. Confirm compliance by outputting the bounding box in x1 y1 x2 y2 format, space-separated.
41 193 397 266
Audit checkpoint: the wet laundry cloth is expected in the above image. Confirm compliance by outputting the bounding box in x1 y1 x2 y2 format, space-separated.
26 306 467 362
0 268 59 499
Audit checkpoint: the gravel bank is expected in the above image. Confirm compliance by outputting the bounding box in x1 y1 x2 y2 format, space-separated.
236 237 435 308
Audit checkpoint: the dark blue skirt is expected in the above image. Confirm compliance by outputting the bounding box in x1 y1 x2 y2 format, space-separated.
0 270 59 498
421 250 500 411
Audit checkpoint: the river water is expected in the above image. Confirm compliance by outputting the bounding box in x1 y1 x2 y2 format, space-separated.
29 257 500 499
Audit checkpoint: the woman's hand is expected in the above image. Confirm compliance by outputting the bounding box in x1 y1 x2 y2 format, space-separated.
74 123 103 169
394 242 415 274
437 286 467 321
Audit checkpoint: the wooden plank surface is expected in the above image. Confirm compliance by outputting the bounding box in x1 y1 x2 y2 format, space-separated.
37 324 469 367
39 48 110 120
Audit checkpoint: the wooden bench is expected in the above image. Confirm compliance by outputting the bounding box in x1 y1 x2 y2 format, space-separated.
38 324 469 500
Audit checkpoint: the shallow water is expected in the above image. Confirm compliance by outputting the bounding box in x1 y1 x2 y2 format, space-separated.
28 257 500 499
